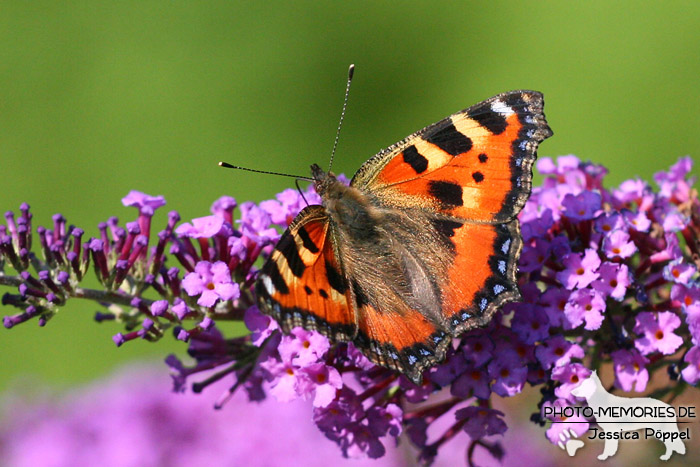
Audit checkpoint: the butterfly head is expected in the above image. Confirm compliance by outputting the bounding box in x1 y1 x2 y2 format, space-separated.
310 163 338 198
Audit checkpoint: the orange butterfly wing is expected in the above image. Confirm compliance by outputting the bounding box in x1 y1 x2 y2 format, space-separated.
255 206 356 341
352 90 551 336
352 90 551 223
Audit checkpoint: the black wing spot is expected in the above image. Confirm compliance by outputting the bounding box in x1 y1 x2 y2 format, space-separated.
425 122 472 156
402 146 428 174
472 171 484 183
430 218 463 252
478 153 488 163
431 218 462 238
428 180 463 206
325 260 347 294
297 226 320 254
468 109 508 135
278 235 306 278
304 285 313 295
352 280 369 308
265 263 290 295
319 289 328 299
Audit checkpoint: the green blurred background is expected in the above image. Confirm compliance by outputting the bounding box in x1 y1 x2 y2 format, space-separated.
1 1 699 391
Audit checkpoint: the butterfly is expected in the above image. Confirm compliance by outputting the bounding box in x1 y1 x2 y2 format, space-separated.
255 90 552 384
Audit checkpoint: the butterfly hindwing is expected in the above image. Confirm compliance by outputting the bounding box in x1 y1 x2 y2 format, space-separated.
353 300 451 384
255 205 357 341
351 90 552 223
432 217 522 334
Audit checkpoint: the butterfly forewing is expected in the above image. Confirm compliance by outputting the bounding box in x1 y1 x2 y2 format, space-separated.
255 205 357 341
351 90 552 223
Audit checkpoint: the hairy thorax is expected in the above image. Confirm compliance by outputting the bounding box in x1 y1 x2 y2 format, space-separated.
312 164 449 323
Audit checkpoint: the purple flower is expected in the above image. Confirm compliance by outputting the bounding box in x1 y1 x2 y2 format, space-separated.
429 352 469 387
663 259 697 285
456 406 507 439
602 229 637 259
451 367 491 399
244 306 278 346
237 201 279 245
685 304 700 345
460 333 494 368
519 238 550 272
366 403 403 438
175 215 226 238
535 336 584 370
539 287 571 328
299 363 343 408
556 249 601 289
633 311 684 355
488 349 527 397
681 346 700 385
511 303 551 344
564 288 606 331
182 261 240 307
658 204 689 232
611 349 649 392
543 399 590 444
279 328 330 367
312 388 395 459
260 188 321 226
612 177 650 206
594 212 625 234
121 190 166 213
210 195 237 224
654 156 694 201
150 300 169 317
592 262 630 301
263 359 304 403
623 210 651 232
552 363 591 400
562 191 601 220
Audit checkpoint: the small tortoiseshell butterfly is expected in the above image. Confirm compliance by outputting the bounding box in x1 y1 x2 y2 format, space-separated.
255 89 552 383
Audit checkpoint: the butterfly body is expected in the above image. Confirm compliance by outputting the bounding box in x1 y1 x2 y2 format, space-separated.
256 90 552 383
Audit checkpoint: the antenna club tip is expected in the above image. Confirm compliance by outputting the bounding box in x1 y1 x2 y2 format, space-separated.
348 64 355 79
218 161 234 168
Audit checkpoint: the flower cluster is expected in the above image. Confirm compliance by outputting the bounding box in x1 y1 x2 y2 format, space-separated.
0 366 409 466
1 157 698 463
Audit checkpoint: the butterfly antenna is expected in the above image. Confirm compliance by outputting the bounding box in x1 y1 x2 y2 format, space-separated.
294 179 310 206
218 161 313 182
328 64 355 173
